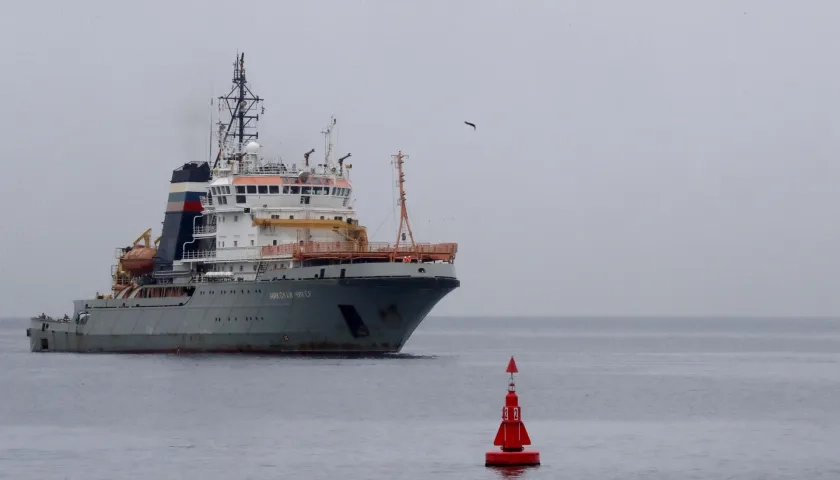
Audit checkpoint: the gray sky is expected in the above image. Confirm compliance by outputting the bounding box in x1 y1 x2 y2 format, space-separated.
2 0 840 318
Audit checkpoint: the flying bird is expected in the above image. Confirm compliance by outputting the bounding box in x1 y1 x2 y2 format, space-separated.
464 121 476 130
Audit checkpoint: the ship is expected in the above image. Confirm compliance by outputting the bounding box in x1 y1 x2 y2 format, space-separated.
26 53 459 354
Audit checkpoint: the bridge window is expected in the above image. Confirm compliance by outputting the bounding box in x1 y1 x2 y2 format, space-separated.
258 185 268 194
290 186 300 194
302 187 311 195
283 186 290 194
236 186 245 194
246 185 257 194
269 185 279 194
236 195 246 204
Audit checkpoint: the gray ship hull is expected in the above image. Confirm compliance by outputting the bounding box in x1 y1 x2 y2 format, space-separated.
27 262 458 354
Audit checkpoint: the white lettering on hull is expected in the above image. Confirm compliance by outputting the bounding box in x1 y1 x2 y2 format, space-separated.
269 291 312 300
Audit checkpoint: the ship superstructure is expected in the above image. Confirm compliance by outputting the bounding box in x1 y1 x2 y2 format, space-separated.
26 53 459 354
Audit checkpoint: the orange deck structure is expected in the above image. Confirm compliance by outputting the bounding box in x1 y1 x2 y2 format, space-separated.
260 241 458 263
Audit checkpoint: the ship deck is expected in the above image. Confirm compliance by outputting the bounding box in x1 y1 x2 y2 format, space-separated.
179 241 458 263
274 241 458 262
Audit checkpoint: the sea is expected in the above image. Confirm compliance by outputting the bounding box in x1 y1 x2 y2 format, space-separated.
1 316 839 479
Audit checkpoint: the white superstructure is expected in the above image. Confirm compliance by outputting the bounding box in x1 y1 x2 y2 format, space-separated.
183 127 367 280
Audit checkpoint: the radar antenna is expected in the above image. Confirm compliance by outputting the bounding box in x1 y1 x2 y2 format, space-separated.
212 52 264 169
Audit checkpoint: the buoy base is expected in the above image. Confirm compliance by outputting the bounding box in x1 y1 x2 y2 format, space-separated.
485 449 541 467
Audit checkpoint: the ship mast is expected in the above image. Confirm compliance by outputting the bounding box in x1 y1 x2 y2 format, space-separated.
321 116 337 168
212 52 264 169
392 150 418 259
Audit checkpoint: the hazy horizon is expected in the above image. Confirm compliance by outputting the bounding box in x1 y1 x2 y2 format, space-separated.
9 314 840 322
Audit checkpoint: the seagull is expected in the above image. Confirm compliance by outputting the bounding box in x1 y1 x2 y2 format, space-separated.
464 121 476 130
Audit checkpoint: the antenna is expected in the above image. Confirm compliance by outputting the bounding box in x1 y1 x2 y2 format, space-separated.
212 52 264 169
207 96 214 163
392 150 418 260
321 116 337 166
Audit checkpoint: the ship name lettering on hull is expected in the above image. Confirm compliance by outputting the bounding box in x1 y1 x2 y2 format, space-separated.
269 291 312 300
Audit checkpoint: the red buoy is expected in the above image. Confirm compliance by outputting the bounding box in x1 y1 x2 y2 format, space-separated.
485 356 541 467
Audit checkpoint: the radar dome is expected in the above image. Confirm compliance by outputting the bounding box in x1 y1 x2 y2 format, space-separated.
245 141 261 155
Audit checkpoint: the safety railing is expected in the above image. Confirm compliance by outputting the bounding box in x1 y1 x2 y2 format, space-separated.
180 250 217 260
181 241 458 263
295 241 457 255
193 225 217 235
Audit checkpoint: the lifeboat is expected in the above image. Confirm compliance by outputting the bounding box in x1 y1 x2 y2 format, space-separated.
116 228 161 276
120 246 156 275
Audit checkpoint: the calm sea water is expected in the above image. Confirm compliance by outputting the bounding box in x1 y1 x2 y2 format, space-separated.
1 316 839 479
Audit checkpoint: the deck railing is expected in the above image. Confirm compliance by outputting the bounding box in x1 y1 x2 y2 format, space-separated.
193 225 217 235
292 241 457 255
181 241 457 263
180 250 217 260
266 241 457 261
